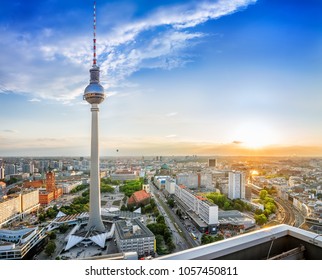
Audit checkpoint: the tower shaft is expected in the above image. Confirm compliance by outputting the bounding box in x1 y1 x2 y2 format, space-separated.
87 104 105 231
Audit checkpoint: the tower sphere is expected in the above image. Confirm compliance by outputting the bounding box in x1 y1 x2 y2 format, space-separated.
83 65 105 104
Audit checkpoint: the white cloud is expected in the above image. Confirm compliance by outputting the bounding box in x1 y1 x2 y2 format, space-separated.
0 0 257 102
28 98 41 102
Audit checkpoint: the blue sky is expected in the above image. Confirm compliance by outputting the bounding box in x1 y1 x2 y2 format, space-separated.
0 0 322 157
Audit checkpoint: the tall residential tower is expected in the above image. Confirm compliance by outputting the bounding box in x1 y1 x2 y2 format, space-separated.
228 171 245 200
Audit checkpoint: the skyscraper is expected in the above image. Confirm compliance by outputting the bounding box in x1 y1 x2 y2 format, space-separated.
83 1 105 232
228 171 245 200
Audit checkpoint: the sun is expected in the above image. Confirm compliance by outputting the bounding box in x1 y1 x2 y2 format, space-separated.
233 122 279 149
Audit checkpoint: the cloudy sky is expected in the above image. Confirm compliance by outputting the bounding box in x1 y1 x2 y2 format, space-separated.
0 0 321 157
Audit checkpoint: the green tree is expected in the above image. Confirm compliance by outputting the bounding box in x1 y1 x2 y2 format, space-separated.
70 184 89 194
167 198 175 208
59 223 69 233
223 201 232 210
38 214 46 223
119 179 142 197
144 204 152 213
150 199 156 208
47 231 56 240
255 214 267 225
259 190 268 200
45 240 56 256
166 240 176 252
100 183 115 193
155 235 165 254
156 215 165 224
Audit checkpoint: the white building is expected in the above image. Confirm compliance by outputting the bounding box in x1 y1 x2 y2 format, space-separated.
165 178 176 194
0 227 46 259
174 184 218 225
0 190 40 227
228 171 245 200
59 181 83 194
153 176 170 190
111 171 138 182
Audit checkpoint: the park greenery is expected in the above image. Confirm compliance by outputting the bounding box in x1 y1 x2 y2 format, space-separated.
205 190 277 226
253 190 277 225
205 193 252 212
147 214 175 255
45 240 56 256
119 179 143 197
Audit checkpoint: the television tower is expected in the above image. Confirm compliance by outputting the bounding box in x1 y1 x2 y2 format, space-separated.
83 0 105 232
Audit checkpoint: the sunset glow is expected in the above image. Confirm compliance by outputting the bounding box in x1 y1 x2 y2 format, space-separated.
233 122 280 149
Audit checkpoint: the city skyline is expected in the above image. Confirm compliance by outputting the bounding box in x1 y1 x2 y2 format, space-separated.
0 0 322 157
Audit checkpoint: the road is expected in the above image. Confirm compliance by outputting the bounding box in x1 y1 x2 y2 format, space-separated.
150 183 197 250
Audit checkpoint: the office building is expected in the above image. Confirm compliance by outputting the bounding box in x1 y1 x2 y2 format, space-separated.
114 219 155 258
174 184 218 230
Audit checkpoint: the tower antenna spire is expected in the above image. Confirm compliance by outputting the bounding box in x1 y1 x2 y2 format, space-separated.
93 0 97 66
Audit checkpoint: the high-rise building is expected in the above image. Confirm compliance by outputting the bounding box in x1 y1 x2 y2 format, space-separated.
228 171 245 200
4 164 16 176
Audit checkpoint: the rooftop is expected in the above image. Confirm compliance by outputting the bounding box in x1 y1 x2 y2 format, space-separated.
128 190 150 205
115 219 154 240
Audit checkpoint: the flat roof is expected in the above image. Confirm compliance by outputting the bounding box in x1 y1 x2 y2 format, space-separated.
115 219 154 240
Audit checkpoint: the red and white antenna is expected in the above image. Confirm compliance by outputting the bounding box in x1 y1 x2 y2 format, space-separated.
93 0 97 66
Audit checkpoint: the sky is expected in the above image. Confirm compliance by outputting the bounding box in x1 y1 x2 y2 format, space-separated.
0 0 322 157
